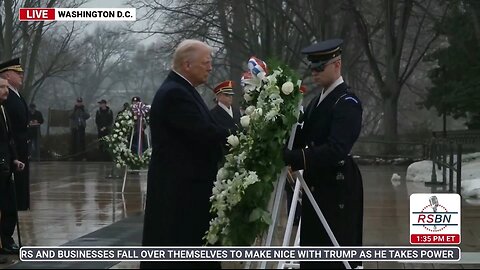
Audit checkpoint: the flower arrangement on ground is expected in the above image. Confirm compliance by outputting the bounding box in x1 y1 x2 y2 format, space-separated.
103 102 151 170
205 57 304 246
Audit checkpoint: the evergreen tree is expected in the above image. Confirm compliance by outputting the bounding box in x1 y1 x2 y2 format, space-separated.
425 0 480 129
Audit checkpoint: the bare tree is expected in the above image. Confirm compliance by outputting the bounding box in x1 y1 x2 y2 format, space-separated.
60 26 137 110
114 43 170 102
127 0 354 99
346 0 450 141
0 0 86 101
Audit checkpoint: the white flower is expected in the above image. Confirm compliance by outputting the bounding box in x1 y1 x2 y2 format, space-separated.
115 123 120 127
266 74 277 86
273 69 282 77
265 110 279 121
252 108 263 120
257 71 267 81
216 168 229 182
240 116 250 128
227 135 239 147
244 93 253 102
116 163 121 168
272 97 284 106
245 106 256 115
243 171 260 188
281 81 294 95
244 85 257 93
269 93 281 100
206 232 219 245
225 153 235 163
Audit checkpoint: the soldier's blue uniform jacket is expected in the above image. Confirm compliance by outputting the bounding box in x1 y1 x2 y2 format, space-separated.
284 39 364 269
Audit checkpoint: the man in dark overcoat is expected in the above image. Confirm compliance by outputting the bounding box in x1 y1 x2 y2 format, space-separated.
0 59 29 254
210 80 241 132
141 39 229 269
95 99 113 159
0 78 25 260
283 39 364 269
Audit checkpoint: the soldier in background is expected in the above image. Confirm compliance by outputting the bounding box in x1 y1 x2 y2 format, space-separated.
210 80 241 132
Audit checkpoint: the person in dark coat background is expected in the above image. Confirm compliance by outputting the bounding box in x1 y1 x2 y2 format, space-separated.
69 97 90 160
0 70 25 254
95 99 113 139
210 80 241 132
283 39 363 269
130 96 147 156
141 39 229 269
95 99 113 160
27 103 44 161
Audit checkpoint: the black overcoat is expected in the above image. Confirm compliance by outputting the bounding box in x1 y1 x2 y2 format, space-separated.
4 88 29 210
291 82 364 269
141 71 227 269
210 104 241 132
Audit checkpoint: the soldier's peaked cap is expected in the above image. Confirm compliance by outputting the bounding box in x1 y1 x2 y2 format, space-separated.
0 58 24 73
301 38 343 63
213 80 235 95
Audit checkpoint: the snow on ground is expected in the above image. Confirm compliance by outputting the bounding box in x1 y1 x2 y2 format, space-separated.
406 152 480 198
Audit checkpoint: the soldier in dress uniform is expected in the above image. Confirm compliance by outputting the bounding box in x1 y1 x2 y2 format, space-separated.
0 58 29 254
283 39 363 269
210 80 241 132
0 78 24 262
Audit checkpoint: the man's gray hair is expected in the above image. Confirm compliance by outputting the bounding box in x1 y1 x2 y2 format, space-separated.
172 39 212 70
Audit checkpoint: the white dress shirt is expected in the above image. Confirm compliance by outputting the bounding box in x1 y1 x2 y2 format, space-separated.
172 69 193 87
218 102 233 118
8 84 21 98
317 76 344 106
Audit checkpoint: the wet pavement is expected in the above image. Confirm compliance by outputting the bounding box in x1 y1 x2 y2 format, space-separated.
0 162 478 269
1 162 145 268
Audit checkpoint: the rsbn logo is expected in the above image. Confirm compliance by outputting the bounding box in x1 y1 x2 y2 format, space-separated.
410 194 461 244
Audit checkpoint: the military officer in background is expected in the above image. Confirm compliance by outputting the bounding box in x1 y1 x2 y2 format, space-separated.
210 80 241 132
283 39 363 269
0 58 29 254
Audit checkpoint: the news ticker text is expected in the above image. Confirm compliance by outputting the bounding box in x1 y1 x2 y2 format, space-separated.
20 247 460 261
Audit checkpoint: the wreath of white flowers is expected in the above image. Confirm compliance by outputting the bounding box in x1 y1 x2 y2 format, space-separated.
102 105 152 170
205 57 303 246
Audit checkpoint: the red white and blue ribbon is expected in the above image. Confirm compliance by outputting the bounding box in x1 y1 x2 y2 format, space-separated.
132 102 150 156
247 56 268 78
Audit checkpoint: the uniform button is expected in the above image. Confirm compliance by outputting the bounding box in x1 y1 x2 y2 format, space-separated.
310 186 315 192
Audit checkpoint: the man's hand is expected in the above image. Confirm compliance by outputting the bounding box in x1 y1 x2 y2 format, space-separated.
13 160 25 171
283 148 305 171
